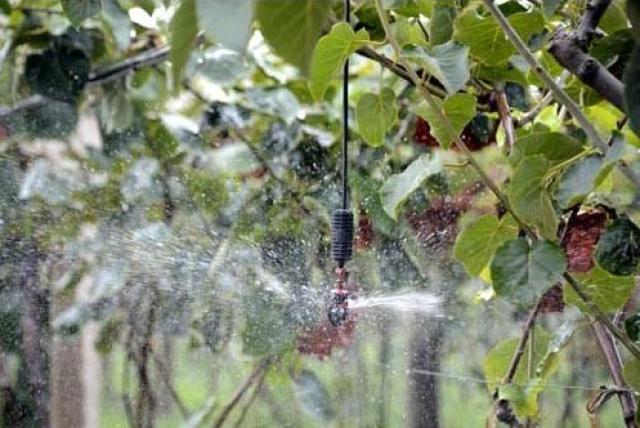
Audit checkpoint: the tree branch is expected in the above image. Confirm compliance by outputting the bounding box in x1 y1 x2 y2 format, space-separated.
576 0 612 47
591 321 637 427
547 0 624 112
548 30 625 112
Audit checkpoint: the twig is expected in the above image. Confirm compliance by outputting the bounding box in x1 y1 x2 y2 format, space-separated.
87 46 169 86
503 301 542 384
212 359 271 428
494 90 516 149
355 46 447 98
591 321 637 427
564 272 640 360
515 72 569 127
231 370 267 428
152 353 190 419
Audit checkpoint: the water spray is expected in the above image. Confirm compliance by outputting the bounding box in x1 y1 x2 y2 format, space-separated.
328 0 354 327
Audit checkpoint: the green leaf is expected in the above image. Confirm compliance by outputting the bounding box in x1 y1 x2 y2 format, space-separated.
510 132 584 167
484 330 559 418
170 0 198 88
356 88 398 147
624 46 640 137
454 214 519 277
554 156 603 209
594 218 640 276
430 3 456 46
564 264 635 313
600 0 628 34
454 7 544 65
380 154 443 220
507 155 559 240
308 22 370 101
196 0 254 52
405 41 470 94
255 0 332 73
393 15 427 47
62 0 102 26
414 93 476 148
490 238 566 305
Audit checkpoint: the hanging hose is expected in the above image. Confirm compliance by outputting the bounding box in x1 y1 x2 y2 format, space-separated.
328 0 354 326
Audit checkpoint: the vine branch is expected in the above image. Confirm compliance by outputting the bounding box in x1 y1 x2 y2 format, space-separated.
212 359 271 428
502 301 542 384
591 321 638 427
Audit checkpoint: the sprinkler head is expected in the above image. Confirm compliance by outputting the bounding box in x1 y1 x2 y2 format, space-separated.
328 288 349 327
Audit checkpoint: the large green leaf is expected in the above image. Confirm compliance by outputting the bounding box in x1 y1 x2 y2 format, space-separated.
405 41 470 94
510 132 584 167
356 88 398 147
507 155 559 240
490 238 566 305
309 23 370 101
379 154 443 220
454 214 519 277
170 0 198 88
454 7 544 65
554 156 604 209
564 264 635 313
196 0 254 52
594 218 640 276
624 46 640 137
62 0 102 26
255 0 332 73
483 330 559 418
414 93 476 149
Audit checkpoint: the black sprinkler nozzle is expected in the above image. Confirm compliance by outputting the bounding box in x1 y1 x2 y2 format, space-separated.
328 288 349 327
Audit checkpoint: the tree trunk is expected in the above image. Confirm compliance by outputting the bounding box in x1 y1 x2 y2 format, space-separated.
20 240 50 426
407 316 443 428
